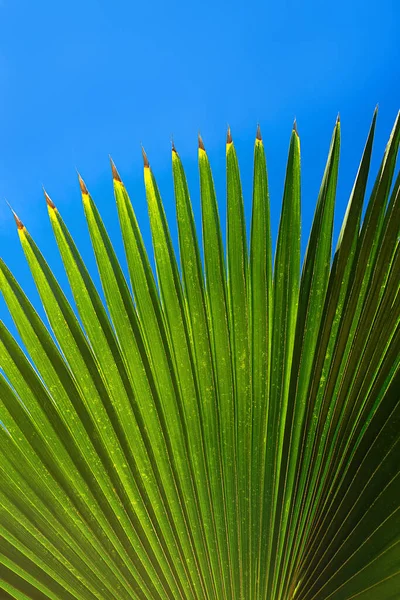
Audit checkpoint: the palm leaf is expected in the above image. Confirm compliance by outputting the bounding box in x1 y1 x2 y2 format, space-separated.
0 111 399 600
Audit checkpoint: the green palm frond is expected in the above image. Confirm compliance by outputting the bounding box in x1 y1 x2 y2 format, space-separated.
0 111 399 600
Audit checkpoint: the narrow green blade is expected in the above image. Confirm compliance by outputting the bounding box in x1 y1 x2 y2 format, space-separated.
198 136 241 600
226 129 251 599
271 119 340 598
172 147 231 600
261 124 301 600
249 126 273 599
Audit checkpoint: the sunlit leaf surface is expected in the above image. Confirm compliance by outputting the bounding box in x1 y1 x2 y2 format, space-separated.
0 111 399 600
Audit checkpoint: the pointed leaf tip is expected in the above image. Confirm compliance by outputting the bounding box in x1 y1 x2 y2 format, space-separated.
78 174 88 195
171 138 177 154
256 124 262 141
227 126 232 144
141 146 149 168
198 133 205 151
43 188 56 209
336 112 340 124
293 118 298 135
109 157 122 182
6 202 24 230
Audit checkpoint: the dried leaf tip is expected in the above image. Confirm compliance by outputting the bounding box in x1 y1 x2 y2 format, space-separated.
198 133 205 151
256 124 262 141
293 118 298 135
78 174 89 195
6 201 24 230
43 188 56 209
226 126 232 144
336 113 340 124
171 137 177 154
141 146 150 168
109 157 122 182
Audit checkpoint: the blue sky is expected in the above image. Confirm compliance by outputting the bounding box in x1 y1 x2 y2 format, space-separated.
0 0 399 335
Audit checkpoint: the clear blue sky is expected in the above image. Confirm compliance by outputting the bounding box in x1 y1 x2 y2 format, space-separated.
0 0 399 336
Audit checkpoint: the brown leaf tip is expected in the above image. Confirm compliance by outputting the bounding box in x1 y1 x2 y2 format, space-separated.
15 213 24 230
256 124 262 141
43 188 56 209
226 126 232 144
171 137 177 154
109 157 122 182
6 202 24 230
198 133 205 151
78 174 89 195
141 146 150 168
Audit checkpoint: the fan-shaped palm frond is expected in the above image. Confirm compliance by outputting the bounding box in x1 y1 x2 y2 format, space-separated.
0 111 399 600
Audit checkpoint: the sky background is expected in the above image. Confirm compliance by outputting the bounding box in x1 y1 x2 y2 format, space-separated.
0 0 399 337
